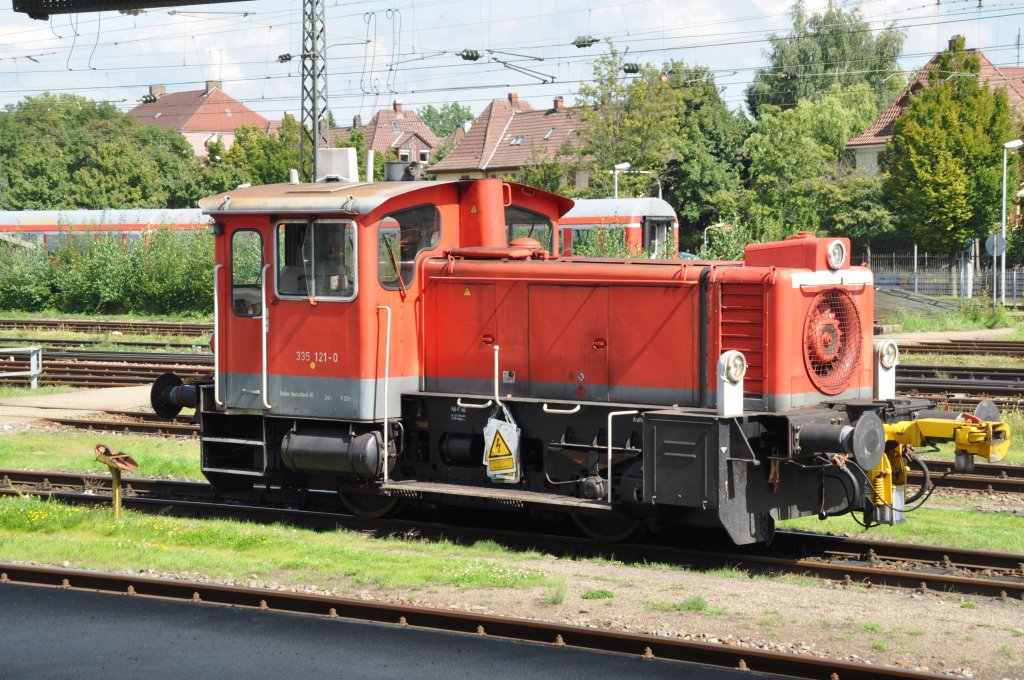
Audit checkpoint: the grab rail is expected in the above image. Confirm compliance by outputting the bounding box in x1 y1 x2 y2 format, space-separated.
213 264 224 407
376 305 392 485
606 410 639 504
542 403 581 414
260 264 271 409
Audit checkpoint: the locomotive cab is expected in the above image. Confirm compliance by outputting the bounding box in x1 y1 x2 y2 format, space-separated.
152 172 1010 544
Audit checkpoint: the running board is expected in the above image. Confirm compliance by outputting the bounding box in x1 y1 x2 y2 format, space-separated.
380 480 611 510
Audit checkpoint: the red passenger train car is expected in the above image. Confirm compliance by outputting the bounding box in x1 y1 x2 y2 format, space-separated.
151 169 1009 543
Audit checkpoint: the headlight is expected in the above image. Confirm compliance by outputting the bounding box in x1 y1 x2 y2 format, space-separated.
826 239 846 270
878 340 899 369
723 351 747 383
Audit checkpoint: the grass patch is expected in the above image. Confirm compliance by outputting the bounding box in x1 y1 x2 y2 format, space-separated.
544 580 567 605
778 506 1024 553
901 352 1024 369
646 596 726 616
0 385 77 399
1000 644 1017 660
705 564 748 579
858 622 884 634
0 327 210 351
872 641 888 651
0 496 547 591
960 600 977 609
882 299 1013 332
0 309 212 324
581 589 614 600
0 431 201 480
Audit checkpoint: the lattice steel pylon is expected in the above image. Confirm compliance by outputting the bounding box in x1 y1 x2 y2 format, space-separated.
300 0 328 183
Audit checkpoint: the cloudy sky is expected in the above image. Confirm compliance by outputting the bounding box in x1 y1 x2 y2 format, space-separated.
0 0 1020 123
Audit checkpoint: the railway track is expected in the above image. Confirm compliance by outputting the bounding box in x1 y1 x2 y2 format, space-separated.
0 563 942 680
2 469 1022 600
0 318 211 336
0 336 209 351
0 350 212 387
45 410 199 437
897 363 1024 398
901 340 1024 357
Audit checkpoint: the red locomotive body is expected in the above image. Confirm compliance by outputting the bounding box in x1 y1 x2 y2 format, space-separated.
151 170 1008 544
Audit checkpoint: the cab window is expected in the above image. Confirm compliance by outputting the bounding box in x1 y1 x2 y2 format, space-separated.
505 206 552 251
277 220 356 300
231 230 264 317
378 205 440 290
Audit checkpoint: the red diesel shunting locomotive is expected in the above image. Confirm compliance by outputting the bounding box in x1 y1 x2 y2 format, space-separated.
152 152 1010 543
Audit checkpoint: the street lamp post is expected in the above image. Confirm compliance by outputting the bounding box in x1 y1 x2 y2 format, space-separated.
613 162 631 199
1002 139 1023 305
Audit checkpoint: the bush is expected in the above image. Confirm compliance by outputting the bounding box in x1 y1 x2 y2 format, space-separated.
0 229 214 315
0 246 53 311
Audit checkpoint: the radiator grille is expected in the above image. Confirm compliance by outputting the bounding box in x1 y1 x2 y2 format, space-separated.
803 288 862 395
720 284 764 394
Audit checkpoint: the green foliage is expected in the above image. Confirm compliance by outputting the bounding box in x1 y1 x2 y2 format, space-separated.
746 0 905 117
224 114 302 185
581 589 614 600
0 229 214 315
342 130 386 182
417 102 474 138
571 225 672 259
0 246 53 310
517 145 570 195
743 85 879 235
882 36 1019 252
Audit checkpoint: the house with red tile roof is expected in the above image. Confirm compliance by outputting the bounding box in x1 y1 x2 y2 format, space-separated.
329 101 440 163
428 93 588 182
847 36 1024 177
126 81 270 157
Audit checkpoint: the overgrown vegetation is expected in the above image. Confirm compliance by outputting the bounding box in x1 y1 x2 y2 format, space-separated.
0 229 213 314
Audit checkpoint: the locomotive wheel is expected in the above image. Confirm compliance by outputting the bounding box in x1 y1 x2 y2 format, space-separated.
338 490 403 518
572 512 641 542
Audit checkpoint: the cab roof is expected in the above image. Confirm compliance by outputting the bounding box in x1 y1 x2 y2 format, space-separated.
198 180 575 218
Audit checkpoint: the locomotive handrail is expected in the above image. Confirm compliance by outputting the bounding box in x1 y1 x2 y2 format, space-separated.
213 263 224 408
260 264 272 410
606 410 639 504
456 398 493 409
542 403 581 414
493 345 501 406
377 304 392 486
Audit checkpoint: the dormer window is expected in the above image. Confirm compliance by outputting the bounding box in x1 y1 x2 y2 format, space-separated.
225 108 232 117
509 135 525 146
544 127 556 140
391 121 401 132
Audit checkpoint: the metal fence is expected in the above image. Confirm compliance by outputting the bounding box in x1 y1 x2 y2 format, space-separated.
0 345 43 389
856 250 1024 305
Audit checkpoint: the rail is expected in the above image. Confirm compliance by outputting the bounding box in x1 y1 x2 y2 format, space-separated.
0 345 42 388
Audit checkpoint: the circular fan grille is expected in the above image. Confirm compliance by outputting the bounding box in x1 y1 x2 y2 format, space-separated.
803 288 862 395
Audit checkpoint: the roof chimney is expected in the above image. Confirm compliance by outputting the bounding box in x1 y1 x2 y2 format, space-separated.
205 80 222 94
508 92 519 105
553 96 564 111
353 114 363 128
461 119 472 132
948 34 964 51
149 85 166 99
393 100 403 113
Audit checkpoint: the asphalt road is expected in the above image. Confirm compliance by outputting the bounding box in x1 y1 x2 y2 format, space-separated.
0 584 778 679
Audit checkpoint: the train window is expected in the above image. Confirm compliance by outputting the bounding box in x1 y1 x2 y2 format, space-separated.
378 204 441 290
505 206 552 251
231 230 264 317
643 217 674 256
276 220 356 300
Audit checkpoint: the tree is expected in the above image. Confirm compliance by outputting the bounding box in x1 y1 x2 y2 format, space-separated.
746 0 904 117
743 85 878 235
417 102 474 138
882 37 1019 252
574 44 682 200
659 63 748 240
223 114 302 185
517 145 570 195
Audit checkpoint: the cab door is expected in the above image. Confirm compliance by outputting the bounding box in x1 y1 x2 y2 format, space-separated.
221 226 270 410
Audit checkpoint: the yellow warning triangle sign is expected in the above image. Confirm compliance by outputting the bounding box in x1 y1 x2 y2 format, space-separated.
488 430 513 460
464 288 471 296
470 205 478 214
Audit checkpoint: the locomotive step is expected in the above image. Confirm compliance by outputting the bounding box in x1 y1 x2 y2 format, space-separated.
380 480 612 509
